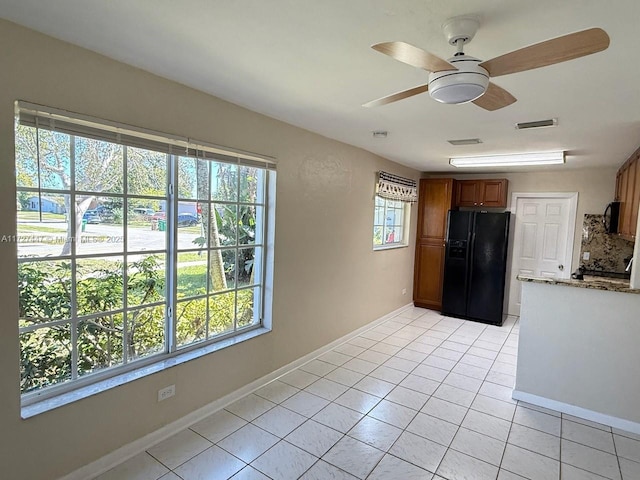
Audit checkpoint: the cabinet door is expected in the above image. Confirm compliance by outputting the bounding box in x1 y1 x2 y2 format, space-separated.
480 179 508 207
632 159 640 238
624 163 636 236
418 178 454 241
619 166 630 236
413 242 445 309
618 168 629 235
455 180 480 207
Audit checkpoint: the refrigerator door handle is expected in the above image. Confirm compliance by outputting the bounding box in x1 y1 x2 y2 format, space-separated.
466 230 476 315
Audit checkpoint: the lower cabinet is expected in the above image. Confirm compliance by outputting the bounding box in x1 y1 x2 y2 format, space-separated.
413 241 446 310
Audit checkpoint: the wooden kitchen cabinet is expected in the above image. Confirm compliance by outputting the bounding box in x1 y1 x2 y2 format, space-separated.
615 146 640 239
454 179 508 208
414 178 454 310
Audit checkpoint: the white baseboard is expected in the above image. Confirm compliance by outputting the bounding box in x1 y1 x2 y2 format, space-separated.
59 302 413 480
512 389 640 435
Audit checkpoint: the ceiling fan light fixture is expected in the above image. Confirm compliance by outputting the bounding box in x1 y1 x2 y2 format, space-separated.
428 56 489 104
450 151 566 168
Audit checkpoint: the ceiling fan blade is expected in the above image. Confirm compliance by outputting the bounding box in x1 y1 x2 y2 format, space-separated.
479 28 609 78
372 42 457 72
473 82 517 111
362 84 430 108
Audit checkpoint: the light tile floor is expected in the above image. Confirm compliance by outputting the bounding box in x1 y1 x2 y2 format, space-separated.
94 307 640 480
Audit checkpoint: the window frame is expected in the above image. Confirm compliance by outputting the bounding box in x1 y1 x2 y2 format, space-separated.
373 195 410 250
15 102 276 409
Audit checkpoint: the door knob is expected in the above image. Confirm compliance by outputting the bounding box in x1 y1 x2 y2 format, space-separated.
558 264 564 271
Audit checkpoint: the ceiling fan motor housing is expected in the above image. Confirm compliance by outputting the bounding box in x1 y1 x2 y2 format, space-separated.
428 55 489 104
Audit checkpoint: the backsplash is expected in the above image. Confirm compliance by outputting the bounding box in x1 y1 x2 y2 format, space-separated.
580 214 634 272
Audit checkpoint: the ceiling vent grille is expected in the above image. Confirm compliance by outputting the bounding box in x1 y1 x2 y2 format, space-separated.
448 138 482 145
515 118 558 130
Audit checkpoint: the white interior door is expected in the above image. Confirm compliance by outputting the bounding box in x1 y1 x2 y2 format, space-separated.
508 193 578 316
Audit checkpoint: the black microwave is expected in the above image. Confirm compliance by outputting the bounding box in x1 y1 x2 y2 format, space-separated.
604 201 620 234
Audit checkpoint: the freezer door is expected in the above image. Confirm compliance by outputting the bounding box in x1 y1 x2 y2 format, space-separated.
467 212 510 324
441 211 472 318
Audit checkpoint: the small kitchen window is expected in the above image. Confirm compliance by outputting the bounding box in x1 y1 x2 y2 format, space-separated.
373 171 416 250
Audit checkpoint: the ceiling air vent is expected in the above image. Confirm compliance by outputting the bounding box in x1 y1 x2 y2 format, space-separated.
515 118 558 130
448 138 482 146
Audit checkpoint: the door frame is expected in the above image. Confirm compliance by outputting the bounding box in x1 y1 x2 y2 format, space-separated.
505 192 579 316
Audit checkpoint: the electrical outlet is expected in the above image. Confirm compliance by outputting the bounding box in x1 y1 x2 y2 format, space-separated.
583 252 590 261
158 384 175 402
402 288 407 295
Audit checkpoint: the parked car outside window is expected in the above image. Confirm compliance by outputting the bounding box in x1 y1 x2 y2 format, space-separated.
83 210 101 224
177 213 199 227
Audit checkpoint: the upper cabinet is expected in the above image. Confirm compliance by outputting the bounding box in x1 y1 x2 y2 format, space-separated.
454 179 508 208
417 178 455 242
616 147 640 239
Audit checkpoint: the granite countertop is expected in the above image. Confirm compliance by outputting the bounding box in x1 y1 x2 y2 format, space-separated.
517 274 640 294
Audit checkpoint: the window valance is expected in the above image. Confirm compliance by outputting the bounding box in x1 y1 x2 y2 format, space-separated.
376 171 418 203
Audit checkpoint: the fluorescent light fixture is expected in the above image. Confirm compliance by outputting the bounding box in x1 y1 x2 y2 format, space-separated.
450 151 565 168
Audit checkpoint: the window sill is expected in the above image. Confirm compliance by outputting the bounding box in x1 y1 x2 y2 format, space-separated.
21 326 271 419
373 243 409 251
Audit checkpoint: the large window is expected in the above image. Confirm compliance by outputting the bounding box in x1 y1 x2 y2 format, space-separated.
15 103 275 402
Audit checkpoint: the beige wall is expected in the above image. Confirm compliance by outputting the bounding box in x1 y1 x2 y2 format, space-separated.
0 20 419 480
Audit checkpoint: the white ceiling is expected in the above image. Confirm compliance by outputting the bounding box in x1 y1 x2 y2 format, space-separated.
1 0 640 173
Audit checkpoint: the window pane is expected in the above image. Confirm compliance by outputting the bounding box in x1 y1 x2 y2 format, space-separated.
176 201 202 250
238 246 259 287
75 136 123 194
17 193 70 258
20 324 72 393
237 287 260 329
373 226 383 246
79 203 124 256
211 163 238 202
176 298 207 348
386 227 402 244
127 305 165 361
93 196 120 224
210 248 235 292
239 166 261 203
212 204 237 246
39 129 72 190
78 315 124 376
76 257 124 317
15 124 39 188
209 291 235 337
178 156 209 200
127 203 165 254
177 251 207 299
238 205 261 246
127 148 167 197
18 260 71 325
127 254 166 307
374 205 385 226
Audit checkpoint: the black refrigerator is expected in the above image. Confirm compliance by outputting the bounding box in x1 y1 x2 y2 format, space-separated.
442 211 510 325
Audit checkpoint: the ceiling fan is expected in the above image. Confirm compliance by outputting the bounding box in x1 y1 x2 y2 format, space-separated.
363 16 610 111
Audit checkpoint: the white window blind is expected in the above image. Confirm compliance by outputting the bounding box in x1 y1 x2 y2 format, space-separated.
16 101 277 169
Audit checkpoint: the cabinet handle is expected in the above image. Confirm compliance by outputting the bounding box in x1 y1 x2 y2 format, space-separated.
480 202 484 206
474 202 477 206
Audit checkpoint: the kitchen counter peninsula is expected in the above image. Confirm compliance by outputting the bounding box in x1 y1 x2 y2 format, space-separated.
513 274 640 434
516 273 639 294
